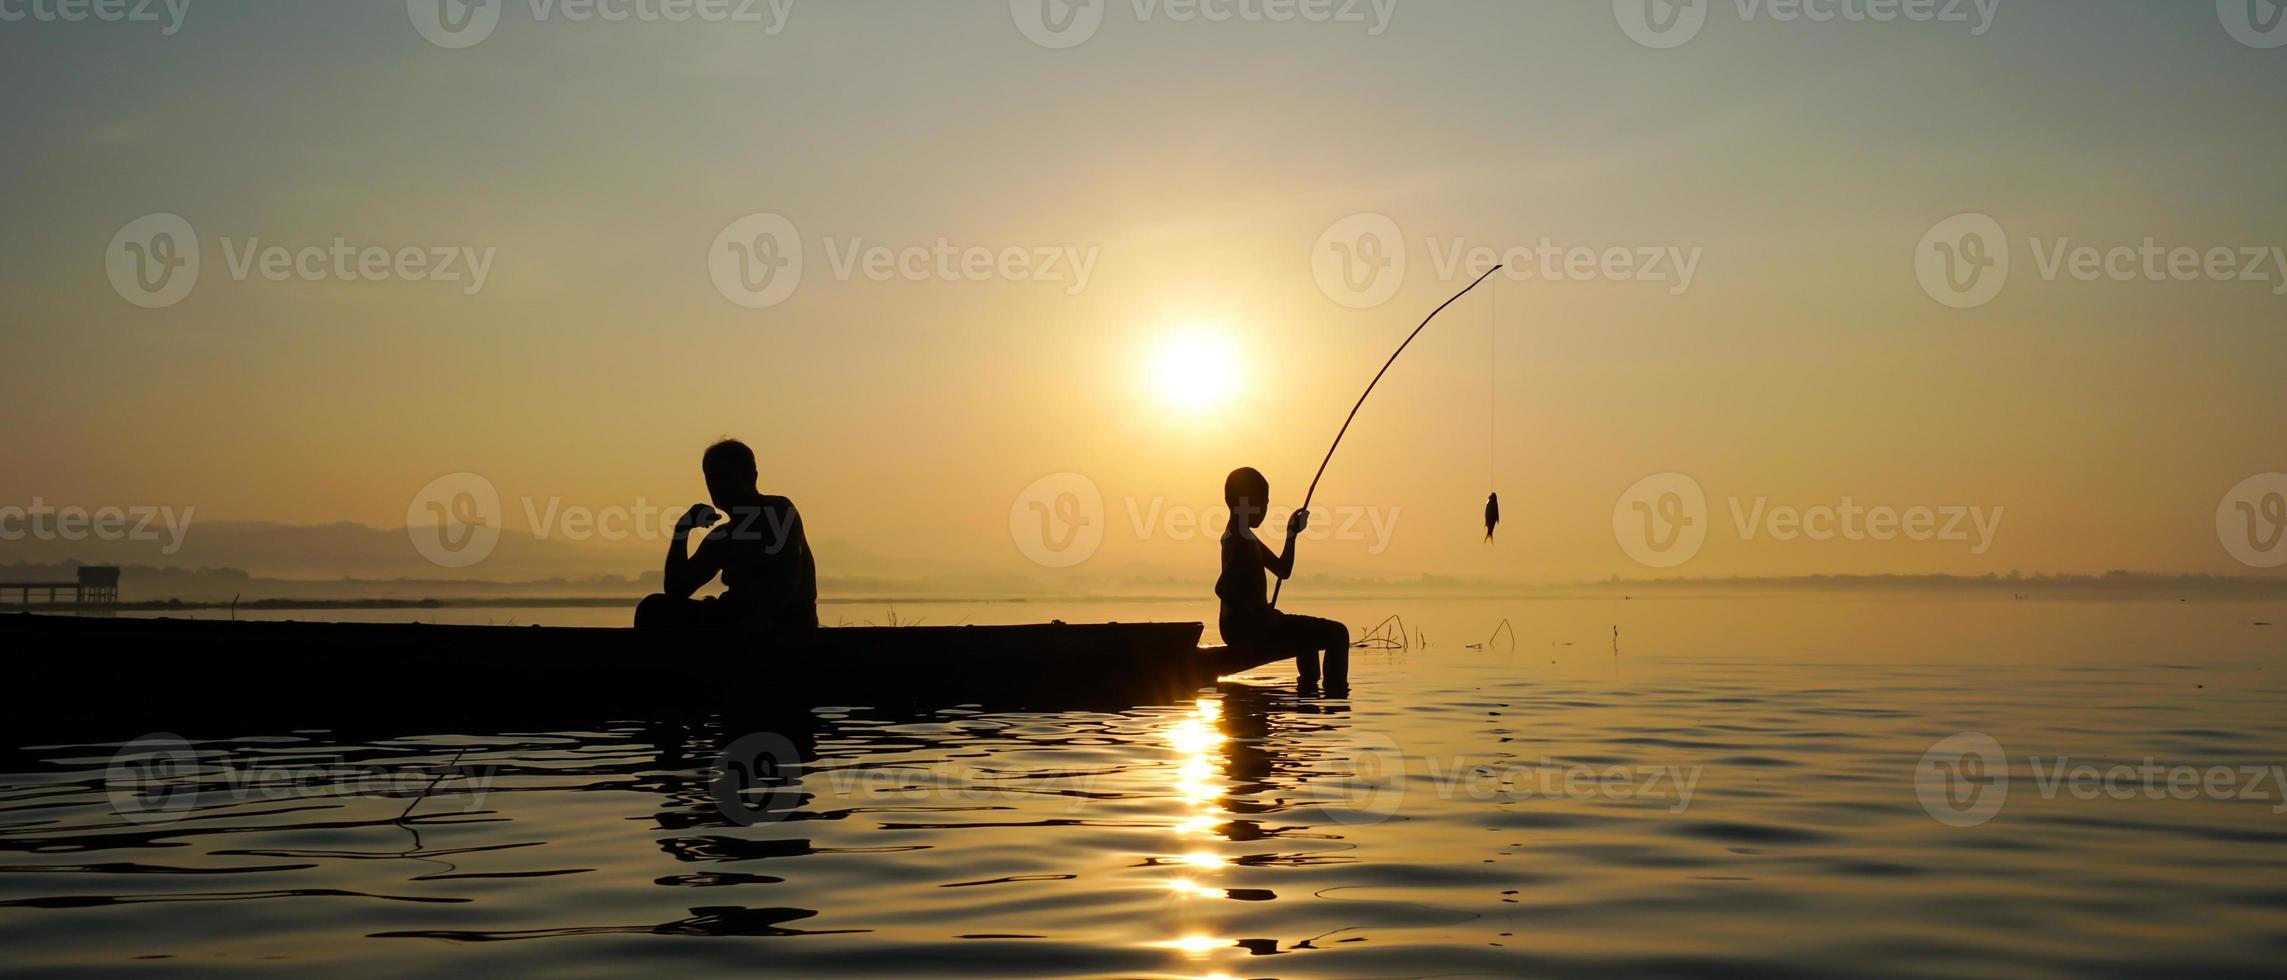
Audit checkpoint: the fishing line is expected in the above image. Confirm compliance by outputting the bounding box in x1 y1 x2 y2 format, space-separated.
1271 264 1505 610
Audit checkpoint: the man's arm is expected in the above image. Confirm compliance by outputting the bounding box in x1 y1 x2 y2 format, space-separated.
788 506 819 617
663 504 724 598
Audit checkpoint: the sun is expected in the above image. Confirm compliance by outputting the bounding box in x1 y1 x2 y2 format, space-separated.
1148 329 1240 414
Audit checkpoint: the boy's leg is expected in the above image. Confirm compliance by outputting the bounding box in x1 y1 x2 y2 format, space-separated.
1268 612 1321 687
1276 613 1349 690
1294 628 1322 688
1315 617 1350 690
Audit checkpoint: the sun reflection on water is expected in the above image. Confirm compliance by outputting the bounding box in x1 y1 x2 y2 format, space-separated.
1160 934 1224 954
1154 696 1235 967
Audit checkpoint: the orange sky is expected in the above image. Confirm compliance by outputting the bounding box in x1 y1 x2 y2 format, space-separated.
2 2 2283 585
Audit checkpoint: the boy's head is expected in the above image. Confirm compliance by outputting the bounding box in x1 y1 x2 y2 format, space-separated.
701 438 759 507
1224 467 1270 528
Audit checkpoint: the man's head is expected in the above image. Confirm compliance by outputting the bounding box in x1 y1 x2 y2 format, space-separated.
701 438 759 508
1224 466 1270 528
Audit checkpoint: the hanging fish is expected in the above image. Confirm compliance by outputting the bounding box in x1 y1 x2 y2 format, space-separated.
1483 492 1500 543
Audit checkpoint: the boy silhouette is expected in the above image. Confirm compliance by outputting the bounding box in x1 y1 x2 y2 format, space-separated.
1217 467 1349 692
636 439 819 631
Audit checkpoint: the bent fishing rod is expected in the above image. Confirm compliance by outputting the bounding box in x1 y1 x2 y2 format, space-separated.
1271 263 1505 609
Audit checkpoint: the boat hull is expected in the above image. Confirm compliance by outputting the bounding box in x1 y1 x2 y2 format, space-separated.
2 614 1293 735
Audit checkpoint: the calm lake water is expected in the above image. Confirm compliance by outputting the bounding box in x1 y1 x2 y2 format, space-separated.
4 595 2283 978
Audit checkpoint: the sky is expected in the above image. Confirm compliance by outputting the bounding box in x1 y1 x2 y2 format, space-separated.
2 0 2284 588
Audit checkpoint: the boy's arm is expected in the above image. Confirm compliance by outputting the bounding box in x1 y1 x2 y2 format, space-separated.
1262 509 1309 580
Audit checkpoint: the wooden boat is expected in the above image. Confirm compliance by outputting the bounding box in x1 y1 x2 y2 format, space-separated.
1 613 1293 733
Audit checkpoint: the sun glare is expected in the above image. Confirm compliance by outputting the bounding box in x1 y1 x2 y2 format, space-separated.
1148 329 1240 413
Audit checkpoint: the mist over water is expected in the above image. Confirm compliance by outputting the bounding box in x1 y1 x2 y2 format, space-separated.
3 595 2281 978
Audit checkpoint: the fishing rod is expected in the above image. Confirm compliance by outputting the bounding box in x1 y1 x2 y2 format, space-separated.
1271 263 1504 609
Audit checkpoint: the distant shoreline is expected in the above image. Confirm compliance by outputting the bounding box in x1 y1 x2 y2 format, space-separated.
7 572 2278 612
83 596 1042 612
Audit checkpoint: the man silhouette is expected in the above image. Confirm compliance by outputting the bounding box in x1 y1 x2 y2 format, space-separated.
636 439 819 631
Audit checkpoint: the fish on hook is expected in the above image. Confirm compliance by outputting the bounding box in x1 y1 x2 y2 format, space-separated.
1483 492 1500 543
